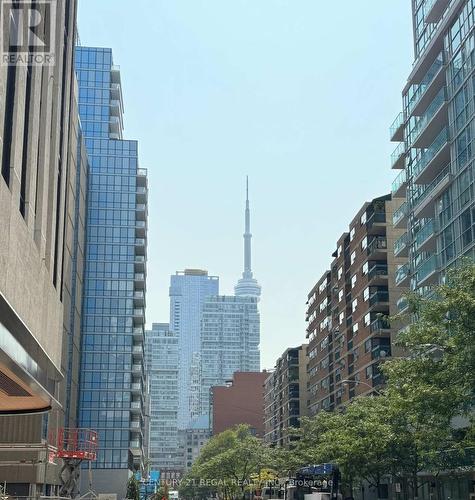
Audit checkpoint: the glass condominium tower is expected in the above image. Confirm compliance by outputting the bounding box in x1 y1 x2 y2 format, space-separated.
169 270 219 429
76 47 148 496
390 0 475 299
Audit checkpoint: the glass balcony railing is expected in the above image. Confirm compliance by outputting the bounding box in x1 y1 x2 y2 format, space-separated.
393 201 408 226
412 127 449 179
409 87 446 146
414 220 435 251
390 112 404 140
368 264 388 281
369 291 389 306
135 238 145 246
406 52 444 115
370 318 391 334
412 164 451 210
367 237 387 255
137 168 147 176
391 142 406 169
395 263 410 286
416 254 439 284
394 232 409 255
392 169 407 195
397 296 409 313
134 273 144 281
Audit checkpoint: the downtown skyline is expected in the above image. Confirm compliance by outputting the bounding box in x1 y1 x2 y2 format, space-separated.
77 0 414 368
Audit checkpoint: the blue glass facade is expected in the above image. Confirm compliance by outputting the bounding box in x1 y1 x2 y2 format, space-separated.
76 47 147 481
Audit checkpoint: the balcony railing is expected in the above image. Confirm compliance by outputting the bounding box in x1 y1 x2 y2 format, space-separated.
392 169 407 196
415 254 439 285
135 238 145 246
394 232 409 256
368 264 388 281
390 112 404 141
137 168 147 176
369 291 389 306
393 201 408 227
412 164 451 213
414 220 435 252
409 87 447 147
391 142 406 169
370 318 391 334
412 127 449 181
395 263 410 286
424 0 449 23
397 296 409 313
406 52 444 115
367 237 387 256
366 211 386 230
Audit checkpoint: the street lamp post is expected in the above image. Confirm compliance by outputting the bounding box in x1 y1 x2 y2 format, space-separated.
340 379 384 396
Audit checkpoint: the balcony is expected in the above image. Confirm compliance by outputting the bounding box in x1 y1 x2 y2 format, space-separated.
395 263 410 287
397 296 409 314
407 52 445 117
414 220 436 253
390 112 405 142
134 273 145 289
413 164 452 218
137 168 147 187
372 344 392 360
370 318 391 335
129 441 142 454
109 115 121 134
366 212 386 235
135 238 146 250
136 203 146 220
413 127 450 184
132 364 143 376
110 64 121 84
392 169 407 197
425 0 450 23
394 232 409 257
369 290 389 311
391 142 406 170
134 255 146 272
110 99 121 116
136 186 147 203
393 201 409 229
133 290 145 307
410 87 447 148
131 382 142 394
367 237 388 258
368 264 388 285
133 326 144 341
130 401 142 413
135 220 146 238
130 419 141 430
133 345 144 359
415 254 440 286
133 308 144 324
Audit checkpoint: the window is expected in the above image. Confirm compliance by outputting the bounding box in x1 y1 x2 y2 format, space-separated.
352 322 359 334
352 298 358 312
350 227 355 241
338 267 343 280
360 212 367 225
362 262 369 275
351 275 357 289
339 312 344 325
363 287 370 301
366 366 373 379
361 237 368 250
365 339 372 353
337 245 342 258
364 313 371 327
338 289 344 302
351 251 356 265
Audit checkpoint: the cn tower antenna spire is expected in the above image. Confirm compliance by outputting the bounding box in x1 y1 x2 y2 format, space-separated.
235 176 261 299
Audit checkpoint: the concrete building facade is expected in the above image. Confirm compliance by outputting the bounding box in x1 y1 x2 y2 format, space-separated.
0 0 86 496
263 345 308 447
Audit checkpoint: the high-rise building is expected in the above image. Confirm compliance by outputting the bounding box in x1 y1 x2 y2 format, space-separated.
145 323 182 476
263 345 308 447
169 269 219 429
235 177 261 298
75 47 148 497
200 295 260 416
211 371 268 437
0 1 85 496
306 195 407 415
389 0 475 299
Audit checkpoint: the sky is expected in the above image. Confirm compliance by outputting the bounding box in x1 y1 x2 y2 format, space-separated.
78 0 414 369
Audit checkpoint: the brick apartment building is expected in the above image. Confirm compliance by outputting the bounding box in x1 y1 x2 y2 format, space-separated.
264 345 308 447
306 194 407 415
210 372 267 437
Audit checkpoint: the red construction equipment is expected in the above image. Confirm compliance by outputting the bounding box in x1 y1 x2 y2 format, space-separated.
56 428 98 461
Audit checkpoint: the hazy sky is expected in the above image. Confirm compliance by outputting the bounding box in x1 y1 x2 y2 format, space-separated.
78 0 414 368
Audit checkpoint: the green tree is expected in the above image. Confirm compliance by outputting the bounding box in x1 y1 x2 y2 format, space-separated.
126 476 140 500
